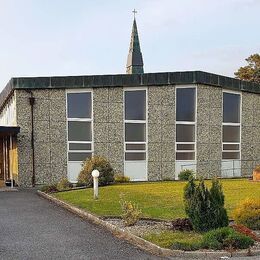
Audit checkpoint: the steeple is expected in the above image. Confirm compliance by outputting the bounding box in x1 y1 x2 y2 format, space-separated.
126 10 144 74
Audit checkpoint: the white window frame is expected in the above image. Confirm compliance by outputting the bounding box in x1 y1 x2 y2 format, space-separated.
123 87 148 161
66 89 94 162
222 90 241 160
175 85 197 161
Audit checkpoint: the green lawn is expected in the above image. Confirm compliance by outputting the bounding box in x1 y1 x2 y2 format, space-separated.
54 179 260 220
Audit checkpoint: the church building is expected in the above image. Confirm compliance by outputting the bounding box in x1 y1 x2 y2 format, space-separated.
0 16 259 187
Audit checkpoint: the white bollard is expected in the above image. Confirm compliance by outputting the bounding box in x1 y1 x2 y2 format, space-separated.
91 169 100 200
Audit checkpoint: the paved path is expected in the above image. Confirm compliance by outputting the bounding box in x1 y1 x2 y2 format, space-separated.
0 189 162 260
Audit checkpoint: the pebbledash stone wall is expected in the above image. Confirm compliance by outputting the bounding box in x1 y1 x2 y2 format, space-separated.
196 85 222 178
93 87 124 174
241 92 260 175
15 89 67 186
147 86 175 181
14 84 260 186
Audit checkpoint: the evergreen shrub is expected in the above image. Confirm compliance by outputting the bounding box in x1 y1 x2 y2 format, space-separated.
201 227 254 250
179 169 195 181
184 178 228 232
77 156 114 187
57 178 73 191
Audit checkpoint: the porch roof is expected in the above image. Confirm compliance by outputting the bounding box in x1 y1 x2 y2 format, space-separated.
0 126 20 137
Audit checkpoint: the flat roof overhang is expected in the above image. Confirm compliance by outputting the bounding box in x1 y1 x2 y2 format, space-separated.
0 126 20 137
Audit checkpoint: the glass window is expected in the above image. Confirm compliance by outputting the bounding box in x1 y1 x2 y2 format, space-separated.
125 123 146 142
223 126 240 143
125 90 146 120
177 144 195 150
69 143 92 150
176 124 195 142
223 144 239 150
67 92 92 118
126 144 146 150
176 88 195 122
68 152 92 161
125 152 146 161
176 152 195 160
223 93 240 123
68 121 92 141
222 152 240 160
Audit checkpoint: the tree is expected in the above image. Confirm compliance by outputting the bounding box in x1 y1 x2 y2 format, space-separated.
234 54 260 84
184 178 229 232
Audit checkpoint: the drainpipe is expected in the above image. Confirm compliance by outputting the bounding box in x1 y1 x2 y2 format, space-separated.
29 93 35 187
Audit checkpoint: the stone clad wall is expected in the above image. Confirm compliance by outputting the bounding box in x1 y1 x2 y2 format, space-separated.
147 86 175 181
196 85 222 178
93 87 124 174
15 89 67 186
241 92 260 176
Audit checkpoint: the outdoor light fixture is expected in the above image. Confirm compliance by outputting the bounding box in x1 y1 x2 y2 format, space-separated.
91 169 100 200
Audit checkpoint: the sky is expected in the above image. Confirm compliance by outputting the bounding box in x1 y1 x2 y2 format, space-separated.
0 0 259 90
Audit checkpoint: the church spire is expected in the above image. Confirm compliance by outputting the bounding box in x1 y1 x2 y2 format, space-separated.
126 10 144 74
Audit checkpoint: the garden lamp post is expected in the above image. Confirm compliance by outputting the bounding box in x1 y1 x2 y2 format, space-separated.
91 169 100 200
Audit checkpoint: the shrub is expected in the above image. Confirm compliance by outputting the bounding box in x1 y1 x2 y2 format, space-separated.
56 178 73 191
201 227 254 250
114 174 130 183
171 218 193 231
179 169 195 181
233 198 260 230
254 165 260 172
120 196 142 226
171 241 201 251
184 177 228 232
77 156 114 187
40 184 58 193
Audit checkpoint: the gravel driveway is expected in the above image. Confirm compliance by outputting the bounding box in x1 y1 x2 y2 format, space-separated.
0 189 162 260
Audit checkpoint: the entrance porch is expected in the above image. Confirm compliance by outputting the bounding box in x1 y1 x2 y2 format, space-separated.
0 126 20 188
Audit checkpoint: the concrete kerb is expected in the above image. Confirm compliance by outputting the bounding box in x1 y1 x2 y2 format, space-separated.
37 191 260 259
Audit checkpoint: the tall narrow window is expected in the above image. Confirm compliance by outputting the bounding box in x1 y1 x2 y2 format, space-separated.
176 87 196 160
67 92 93 162
222 92 241 159
124 90 146 161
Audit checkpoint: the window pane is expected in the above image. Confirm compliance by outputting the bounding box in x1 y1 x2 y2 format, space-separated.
223 93 240 123
177 144 195 150
67 92 92 118
68 121 92 141
125 152 146 161
69 143 91 150
176 88 195 121
222 152 240 159
125 90 146 120
223 144 239 150
125 123 146 142
176 125 195 142
176 152 195 160
126 144 146 150
223 126 240 142
68 152 92 161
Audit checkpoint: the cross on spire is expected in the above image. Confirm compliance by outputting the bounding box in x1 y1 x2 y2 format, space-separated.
132 9 137 19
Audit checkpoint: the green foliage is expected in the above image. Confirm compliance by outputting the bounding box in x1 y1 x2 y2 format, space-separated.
234 53 260 84
120 195 142 226
77 156 114 187
233 198 260 230
184 178 228 232
201 227 254 250
143 231 202 250
114 174 130 183
40 184 58 193
179 169 195 181
56 178 73 191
